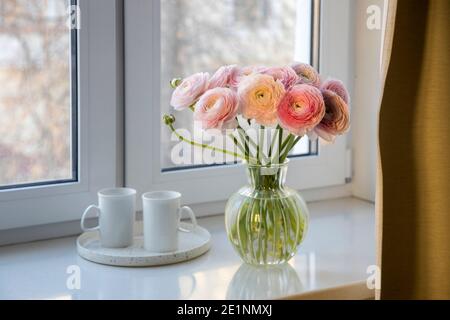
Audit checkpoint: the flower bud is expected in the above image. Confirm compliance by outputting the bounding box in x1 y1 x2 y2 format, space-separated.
170 78 183 89
163 114 176 126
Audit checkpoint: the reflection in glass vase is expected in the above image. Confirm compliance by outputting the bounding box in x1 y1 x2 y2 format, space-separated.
226 263 303 300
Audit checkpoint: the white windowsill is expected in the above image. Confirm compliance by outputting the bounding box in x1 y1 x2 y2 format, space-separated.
0 197 375 300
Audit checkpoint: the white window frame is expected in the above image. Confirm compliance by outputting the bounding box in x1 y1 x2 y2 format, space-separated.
0 0 357 232
0 0 124 230
124 0 352 213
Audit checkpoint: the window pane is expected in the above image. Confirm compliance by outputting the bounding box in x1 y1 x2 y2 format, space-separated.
161 0 313 171
0 0 76 188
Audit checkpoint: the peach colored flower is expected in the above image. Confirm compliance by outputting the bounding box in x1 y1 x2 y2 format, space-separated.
238 74 286 126
314 89 350 142
170 72 210 110
209 65 241 89
278 84 325 136
260 66 299 90
321 79 349 104
193 88 239 130
291 63 321 87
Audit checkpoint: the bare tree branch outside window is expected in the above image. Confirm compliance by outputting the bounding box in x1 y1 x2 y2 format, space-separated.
0 0 72 186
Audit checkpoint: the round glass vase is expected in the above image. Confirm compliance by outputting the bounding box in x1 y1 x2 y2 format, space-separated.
225 160 309 265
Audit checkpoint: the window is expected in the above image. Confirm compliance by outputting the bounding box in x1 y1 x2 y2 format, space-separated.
0 0 123 230
0 0 77 189
160 0 313 171
0 0 353 231
125 0 349 212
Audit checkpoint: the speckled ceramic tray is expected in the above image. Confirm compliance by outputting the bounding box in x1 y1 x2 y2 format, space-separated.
77 221 211 267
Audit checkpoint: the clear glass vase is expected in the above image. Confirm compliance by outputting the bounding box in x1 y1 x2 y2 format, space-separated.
225 161 309 265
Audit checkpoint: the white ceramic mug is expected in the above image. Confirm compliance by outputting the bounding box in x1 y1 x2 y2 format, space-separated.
142 191 197 253
81 188 136 248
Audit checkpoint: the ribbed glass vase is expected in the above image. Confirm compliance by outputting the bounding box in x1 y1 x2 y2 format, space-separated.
225 161 309 265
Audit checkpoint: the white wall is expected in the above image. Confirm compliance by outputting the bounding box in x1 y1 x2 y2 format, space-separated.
350 0 384 202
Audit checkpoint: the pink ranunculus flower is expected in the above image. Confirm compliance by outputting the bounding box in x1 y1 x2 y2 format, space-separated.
209 65 241 89
193 88 239 130
260 66 299 90
241 65 265 75
321 78 350 104
238 73 286 126
314 89 350 142
230 65 264 88
277 84 325 136
170 72 210 110
291 62 321 87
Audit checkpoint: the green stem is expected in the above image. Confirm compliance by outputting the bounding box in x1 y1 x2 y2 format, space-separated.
236 128 251 162
246 199 257 263
166 123 254 162
268 125 281 164
291 136 302 151
237 126 258 152
256 199 263 262
235 198 250 258
237 125 270 164
268 199 277 261
279 135 294 163
258 125 265 164
229 134 245 157
279 134 294 155
275 199 288 258
276 127 284 164
279 135 303 164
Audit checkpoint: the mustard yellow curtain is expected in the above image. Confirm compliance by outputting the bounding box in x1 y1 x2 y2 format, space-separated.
378 0 450 299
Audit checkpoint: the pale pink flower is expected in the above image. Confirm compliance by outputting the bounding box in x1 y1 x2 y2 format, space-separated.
170 72 210 110
314 89 350 142
238 74 286 126
241 65 265 75
321 79 350 104
209 65 241 89
278 85 325 136
193 88 239 130
291 62 321 87
230 66 265 88
260 66 299 90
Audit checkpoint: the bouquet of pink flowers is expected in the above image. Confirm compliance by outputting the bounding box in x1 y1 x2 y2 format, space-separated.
163 63 350 265
163 63 350 165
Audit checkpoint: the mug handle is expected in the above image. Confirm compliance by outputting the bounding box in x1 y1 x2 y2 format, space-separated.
81 205 101 232
178 206 197 233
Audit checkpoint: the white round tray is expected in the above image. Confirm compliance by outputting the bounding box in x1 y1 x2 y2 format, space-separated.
77 221 211 267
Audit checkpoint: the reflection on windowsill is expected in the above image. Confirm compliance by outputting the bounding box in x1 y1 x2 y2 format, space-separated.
226 263 303 300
